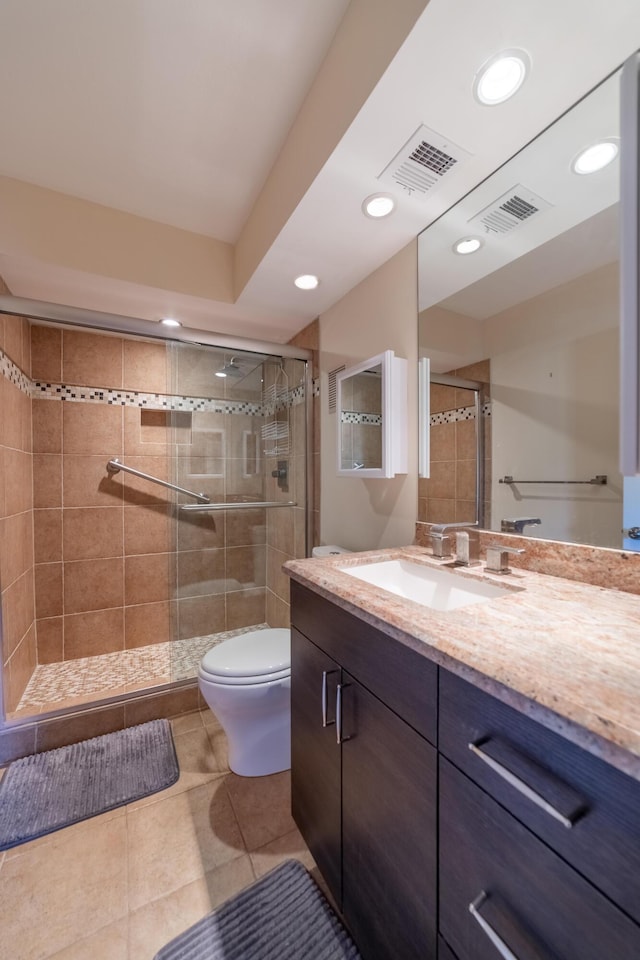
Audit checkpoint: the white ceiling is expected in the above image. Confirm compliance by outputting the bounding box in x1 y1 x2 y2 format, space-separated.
2 0 640 342
0 0 350 241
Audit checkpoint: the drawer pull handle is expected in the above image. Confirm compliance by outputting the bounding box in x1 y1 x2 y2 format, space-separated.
469 892 521 960
469 740 584 829
321 670 337 728
336 683 350 745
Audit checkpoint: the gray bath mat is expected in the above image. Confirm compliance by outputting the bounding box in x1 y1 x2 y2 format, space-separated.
154 859 361 960
0 719 179 850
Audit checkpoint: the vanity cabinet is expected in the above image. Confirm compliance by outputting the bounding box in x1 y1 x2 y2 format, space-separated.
290 582 438 960
290 581 640 960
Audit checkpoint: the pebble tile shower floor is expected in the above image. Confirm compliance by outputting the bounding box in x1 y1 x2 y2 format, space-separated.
15 625 271 716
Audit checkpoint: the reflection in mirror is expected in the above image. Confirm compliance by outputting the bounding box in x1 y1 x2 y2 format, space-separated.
418 68 624 548
339 362 383 471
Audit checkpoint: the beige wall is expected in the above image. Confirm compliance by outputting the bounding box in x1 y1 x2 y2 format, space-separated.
0 176 234 302
0 277 36 715
319 241 418 551
489 264 620 547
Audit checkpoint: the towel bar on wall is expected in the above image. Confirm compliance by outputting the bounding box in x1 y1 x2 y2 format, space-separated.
106 458 211 503
499 475 607 486
180 501 297 512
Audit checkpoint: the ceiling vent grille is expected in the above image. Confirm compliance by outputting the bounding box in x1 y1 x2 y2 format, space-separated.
468 184 553 236
378 124 471 199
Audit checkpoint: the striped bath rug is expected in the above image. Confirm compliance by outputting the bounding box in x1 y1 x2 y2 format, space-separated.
154 859 362 960
0 718 179 850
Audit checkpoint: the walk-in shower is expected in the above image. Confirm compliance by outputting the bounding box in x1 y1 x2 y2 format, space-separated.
0 301 311 728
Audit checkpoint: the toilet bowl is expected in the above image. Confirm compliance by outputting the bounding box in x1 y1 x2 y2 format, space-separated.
198 628 291 777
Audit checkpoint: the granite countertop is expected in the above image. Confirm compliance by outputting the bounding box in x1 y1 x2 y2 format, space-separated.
284 545 640 781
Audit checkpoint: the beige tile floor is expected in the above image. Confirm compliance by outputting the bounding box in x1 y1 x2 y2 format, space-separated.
0 710 316 960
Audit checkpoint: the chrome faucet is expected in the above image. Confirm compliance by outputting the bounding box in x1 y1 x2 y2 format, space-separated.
430 523 480 566
485 544 525 574
500 518 541 534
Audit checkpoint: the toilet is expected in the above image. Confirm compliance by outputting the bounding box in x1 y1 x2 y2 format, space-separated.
198 628 291 777
311 545 352 558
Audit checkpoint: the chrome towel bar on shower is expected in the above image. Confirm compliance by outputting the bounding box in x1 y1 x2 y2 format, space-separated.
180 501 297 512
106 458 211 503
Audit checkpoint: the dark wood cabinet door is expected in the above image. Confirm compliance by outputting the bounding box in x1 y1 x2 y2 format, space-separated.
440 758 640 960
291 627 342 906
341 672 438 960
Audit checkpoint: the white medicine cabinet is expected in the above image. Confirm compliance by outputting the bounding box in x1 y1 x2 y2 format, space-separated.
336 350 408 478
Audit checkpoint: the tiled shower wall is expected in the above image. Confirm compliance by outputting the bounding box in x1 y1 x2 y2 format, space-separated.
31 326 298 667
0 279 36 714
418 359 491 525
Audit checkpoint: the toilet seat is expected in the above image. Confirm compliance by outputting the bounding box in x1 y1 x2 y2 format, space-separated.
199 628 290 686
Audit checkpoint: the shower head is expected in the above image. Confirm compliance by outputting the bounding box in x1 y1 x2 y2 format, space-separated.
215 356 244 379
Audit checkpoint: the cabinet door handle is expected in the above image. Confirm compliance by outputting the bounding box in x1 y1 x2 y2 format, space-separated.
469 892 522 960
336 683 350 745
468 739 586 829
321 670 337 727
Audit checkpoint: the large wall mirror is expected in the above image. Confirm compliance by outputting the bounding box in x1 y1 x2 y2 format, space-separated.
417 64 634 550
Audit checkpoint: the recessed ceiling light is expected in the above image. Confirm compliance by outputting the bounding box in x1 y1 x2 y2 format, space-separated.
294 274 319 290
215 370 227 378
572 139 619 175
160 317 181 327
474 49 530 105
362 193 395 218
453 237 482 255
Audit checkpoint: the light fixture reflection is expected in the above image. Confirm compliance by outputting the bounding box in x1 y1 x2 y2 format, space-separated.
474 50 530 105
572 140 619 175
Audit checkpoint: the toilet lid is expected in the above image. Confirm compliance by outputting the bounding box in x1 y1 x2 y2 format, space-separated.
199 628 290 683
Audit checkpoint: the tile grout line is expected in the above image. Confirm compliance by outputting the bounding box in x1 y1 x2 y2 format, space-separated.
221 774 254 865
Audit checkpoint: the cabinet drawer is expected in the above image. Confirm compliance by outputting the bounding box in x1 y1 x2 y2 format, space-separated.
440 758 640 960
291 581 437 744
439 670 640 923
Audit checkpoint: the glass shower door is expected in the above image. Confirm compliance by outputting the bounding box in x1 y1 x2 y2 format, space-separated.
166 343 308 684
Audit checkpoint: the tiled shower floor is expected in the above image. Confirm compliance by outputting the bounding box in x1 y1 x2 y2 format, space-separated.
14 624 270 716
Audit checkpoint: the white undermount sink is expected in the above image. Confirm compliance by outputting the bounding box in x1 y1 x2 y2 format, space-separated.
340 558 514 612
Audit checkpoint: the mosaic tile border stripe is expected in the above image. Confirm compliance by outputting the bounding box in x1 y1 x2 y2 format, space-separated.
3 344 318 416
32 381 265 416
0 349 31 395
340 411 383 425
430 401 491 426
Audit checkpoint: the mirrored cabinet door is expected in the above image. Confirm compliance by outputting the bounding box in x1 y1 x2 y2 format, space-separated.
337 350 408 479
